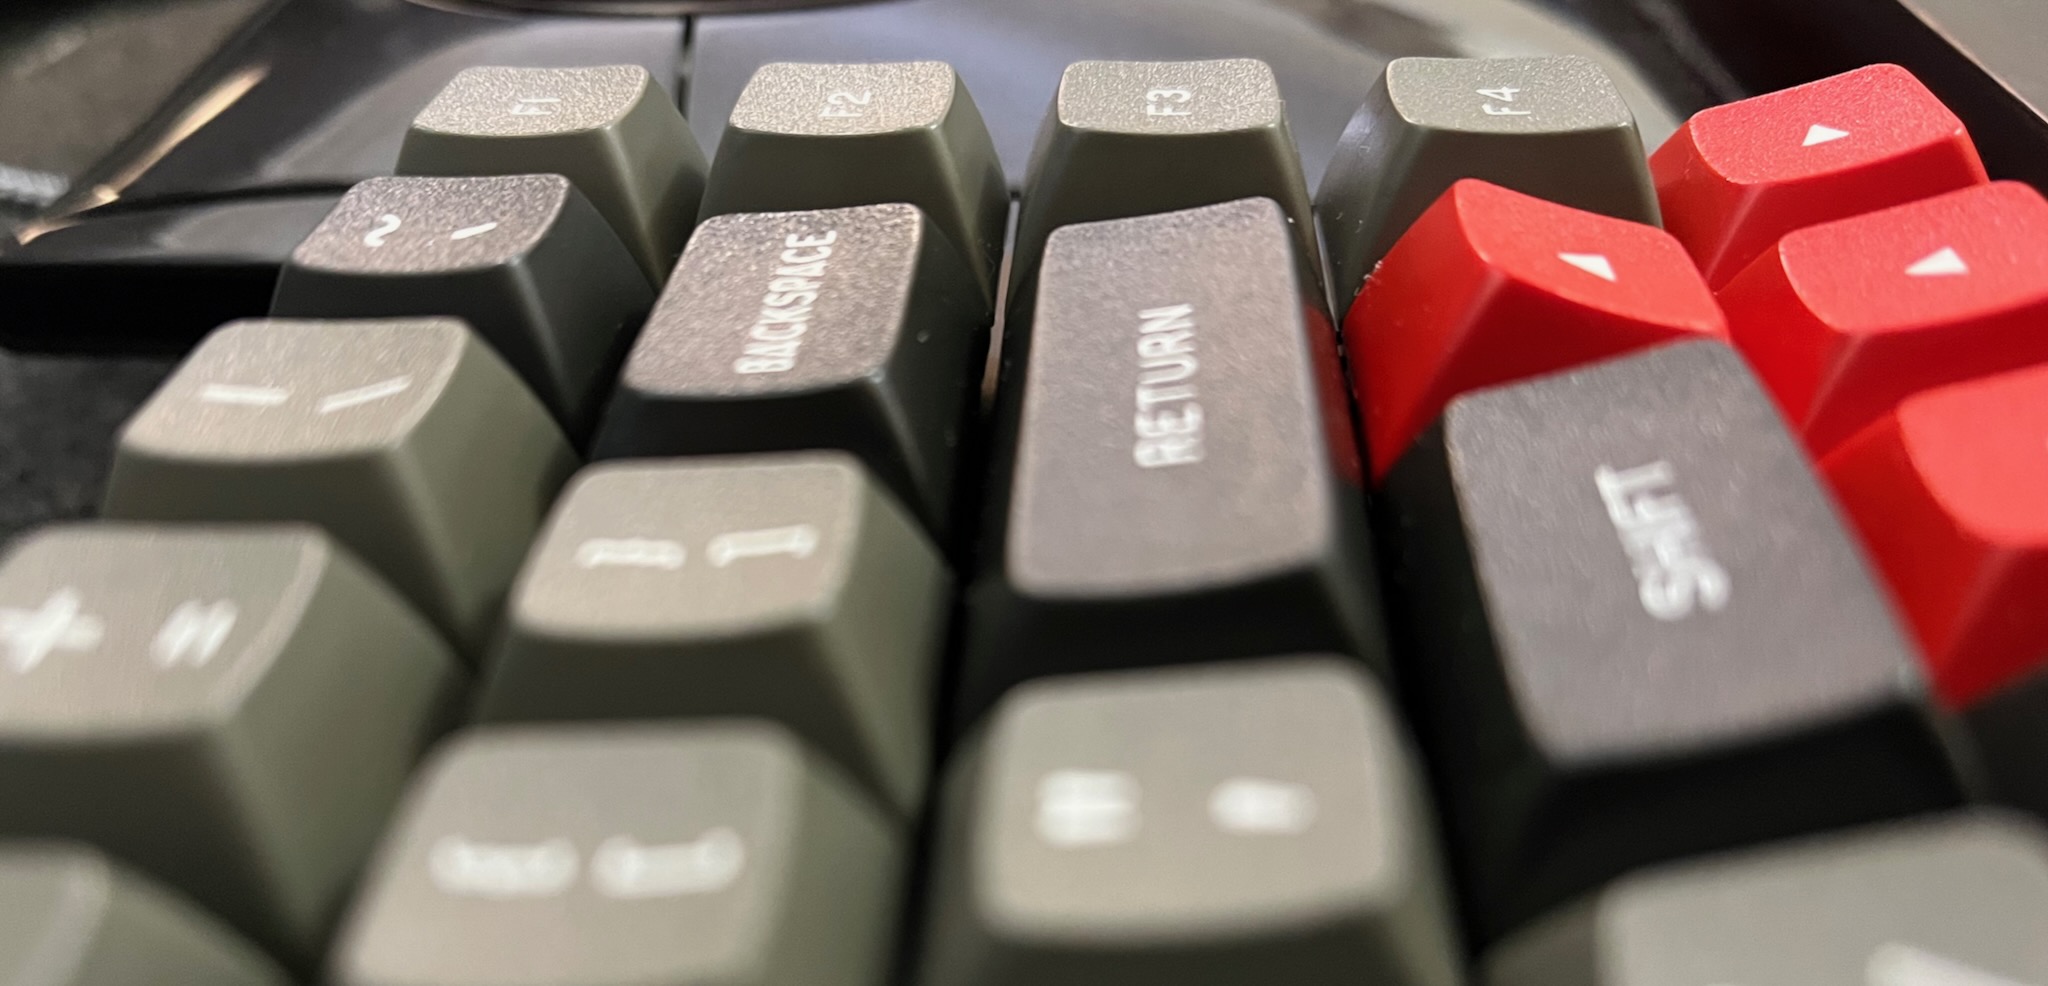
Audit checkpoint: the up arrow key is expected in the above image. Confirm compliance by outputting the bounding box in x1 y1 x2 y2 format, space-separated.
1906 246 1969 277
1558 252 1618 282
1804 123 1852 146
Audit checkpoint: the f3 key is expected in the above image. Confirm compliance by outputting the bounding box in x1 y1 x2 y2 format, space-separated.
1377 341 1966 941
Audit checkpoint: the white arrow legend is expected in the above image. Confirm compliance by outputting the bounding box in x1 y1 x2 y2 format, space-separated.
1804 123 1852 146
199 384 290 407
1559 252 1618 282
318 377 414 414
1906 247 1970 278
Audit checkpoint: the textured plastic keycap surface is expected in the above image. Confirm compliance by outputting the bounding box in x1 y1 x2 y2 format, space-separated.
1651 63 1989 287
1721 180 2048 455
1316 55 1660 308
593 204 989 531
1485 811 2048 986
918 658 1463 986
478 453 948 817
103 317 576 653
1378 340 1962 942
0 525 462 969
1348 180 1724 480
401 65 707 283
963 197 1382 726
329 723 902 986
1824 363 2048 708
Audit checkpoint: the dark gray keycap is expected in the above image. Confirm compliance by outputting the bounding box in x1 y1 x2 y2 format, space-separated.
0 842 288 986
591 204 989 532
271 174 654 435
962 197 1383 726
399 65 708 284
1377 339 1967 942
1010 59 1320 293
476 453 947 817
1316 56 1660 309
329 722 903 986
0 524 463 969
1969 667 2048 825
1486 811 2048 986
103 318 577 653
919 658 1463 986
700 61 1008 301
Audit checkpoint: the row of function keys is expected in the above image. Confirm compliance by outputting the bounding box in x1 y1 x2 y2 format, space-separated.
6 657 2048 986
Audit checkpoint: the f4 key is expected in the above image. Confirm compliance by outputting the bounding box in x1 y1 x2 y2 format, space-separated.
1376 341 1969 942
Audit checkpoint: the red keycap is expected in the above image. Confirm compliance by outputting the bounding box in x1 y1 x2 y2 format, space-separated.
1346 179 1727 480
1652 64 1988 288
1719 181 2048 455
1823 363 2048 708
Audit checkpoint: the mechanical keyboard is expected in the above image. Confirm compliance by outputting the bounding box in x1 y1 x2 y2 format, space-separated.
2 0 2048 983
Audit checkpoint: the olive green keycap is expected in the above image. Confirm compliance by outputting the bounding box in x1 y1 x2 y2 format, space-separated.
0 841 288 986
400 64 707 284
476 452 948 817
271 174 654 435
919 658 1464 986
1487 810 2048 986
329 722 903 986
592 203 990 533
1010 58 1320 293
700 61 1008 300
1316 55 1660 309
103 317 577 653
0 524 463 969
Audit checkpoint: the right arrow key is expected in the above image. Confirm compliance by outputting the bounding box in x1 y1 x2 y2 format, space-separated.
1718 180 2048 456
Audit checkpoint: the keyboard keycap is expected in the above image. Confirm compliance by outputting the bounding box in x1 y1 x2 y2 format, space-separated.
103 317 577 653
330 722 903 986
700 61 1008 301
0 842 288 986
1823 363 2048 708
476 453 947 817
591 204 989 531
1378 340 1964 941
1485 811 2048 986
271 174 654 435
1652 63 1989 287
965 197 1383 725
1348 180 1725 481
918 659 1464 986
1720 180 2048 455
1316 55 1661 309
0 525 463 967
399 65 709 284
1010 59 1319 289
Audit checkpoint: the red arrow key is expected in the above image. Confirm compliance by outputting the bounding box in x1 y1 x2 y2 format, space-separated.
1346 179 1726 480
1823 363 2048 708
1719 181 2048 455
1652 64 1988 287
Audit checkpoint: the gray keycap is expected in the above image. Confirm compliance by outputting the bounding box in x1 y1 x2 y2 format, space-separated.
919 658 1463 986
1316 56 1661 310
0 524 463 969
400 65 708 284
0 841 288 986
592 203 989 532
476 452 947 817
1010 59 1320 294
1378 340 1967 942
1487 811 2048 986
963 197 1384 727
330 722 903 986
102 318 577 653
700 61 1008 301
271 174 654 435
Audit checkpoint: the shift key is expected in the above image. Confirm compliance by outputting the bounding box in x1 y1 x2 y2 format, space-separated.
961 197 1386 726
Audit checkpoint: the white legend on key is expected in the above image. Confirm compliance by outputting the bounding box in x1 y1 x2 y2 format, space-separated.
1035 769 1140 848
1208 777 1318 836
0 589 105 673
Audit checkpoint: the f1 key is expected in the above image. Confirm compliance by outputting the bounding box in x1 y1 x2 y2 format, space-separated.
1652 63 1989 287
962 197 1384 727
1377 341 1965 942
